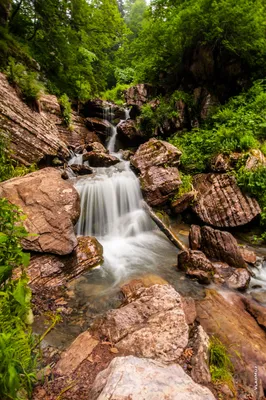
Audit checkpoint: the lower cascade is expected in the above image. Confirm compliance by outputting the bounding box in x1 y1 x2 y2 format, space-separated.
72 121 177 284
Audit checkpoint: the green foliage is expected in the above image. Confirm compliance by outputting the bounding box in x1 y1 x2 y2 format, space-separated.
209 337 234 391
59 94 72 127
0 198 36 399
237 165 266 228
0 136 37 182
6 58 43 102
139 91 189 136
114 67 135 84
170 81 266 172
178 173 193 197
102 83 130 105
130 0 266 83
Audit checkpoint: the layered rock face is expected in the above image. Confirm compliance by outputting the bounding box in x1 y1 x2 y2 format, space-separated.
0 168 80 255
131 139 182 206
28 237 103 287
0 74 69 165
91 356 215 400
117 119 145 147
193 173 261 227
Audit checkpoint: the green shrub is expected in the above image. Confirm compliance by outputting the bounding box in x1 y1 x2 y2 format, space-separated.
237 165 266 228
101 83 130 105
169 81 266 172
0 136 37 182
114 67 135 84
0 198 37 399
6 58 43 103
59 94 72 127
209 337 234 391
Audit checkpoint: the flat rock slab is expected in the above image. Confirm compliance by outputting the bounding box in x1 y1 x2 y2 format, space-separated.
96 284 189 363
193 173 261 227
196 290 266 387
0 168 80 255
91 356 216 400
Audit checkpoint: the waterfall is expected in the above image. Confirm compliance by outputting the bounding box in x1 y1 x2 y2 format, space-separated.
73 110 177 282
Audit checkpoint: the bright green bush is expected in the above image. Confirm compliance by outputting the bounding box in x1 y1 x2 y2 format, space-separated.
59 94 72 127
0 198 36 400
6 58 43 102
102 83 130 105
170 81 266 172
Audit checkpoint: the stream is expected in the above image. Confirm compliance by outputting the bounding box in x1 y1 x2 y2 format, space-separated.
37 107 266 349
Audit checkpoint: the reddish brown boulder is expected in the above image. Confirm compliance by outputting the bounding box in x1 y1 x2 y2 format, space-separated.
200 226 247 269
96 284 189 363
239 247 257 265
117 119 145 146
227 268 250 290
27 237 103 288
245 149 266 170
131 139 182 174
193 173 261 227
69 164 93 176
0 73 69 165
85 117 112 138
141 166 182 206
243 297 266 330
178 250 215 284
0 168 80 255
83 151 120 167
85 142 107 153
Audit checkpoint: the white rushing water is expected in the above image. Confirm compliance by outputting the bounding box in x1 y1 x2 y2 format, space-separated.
73 109 178 284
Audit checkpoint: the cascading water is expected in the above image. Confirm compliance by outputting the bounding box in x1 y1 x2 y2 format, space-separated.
73 108 178 285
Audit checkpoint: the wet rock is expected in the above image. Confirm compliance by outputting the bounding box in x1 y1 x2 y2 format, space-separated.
178 250 215 284
190 325 211 385
243 297 266 330
227 268 250 290
83 151 120 167
189 225 202 250
171 191 195 214
0 73 69 165
27 236 103 287
121 275 168 301
193 173 261 227
131 138 182 175
200 226 247 269
181 296 197 325
85 142 107 154
96 284 189 363
196 290 266 387
85 117 112 138
117 119 145 146
239 247 257 265
91 356 215 400
141 166 182 206
121 149 134 161
193 87 219 121
251 291 266 305
55 331 99 376
0 168 80 255
211 154 230 172
69 164 93 175
246 149 266 170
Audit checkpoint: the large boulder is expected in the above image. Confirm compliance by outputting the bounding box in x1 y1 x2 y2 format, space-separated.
95 284 189 363
25 237 103 288
85 117 112 140
141 166 182 206
91 356 215 400
199 226 247 269
178 250 215 284
125 84 157 109
117 119 145 147
193 173 261 227
0 73 69 166
196 290 266 388
83 151 120 167
0 168 80 255
131 139 182 174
